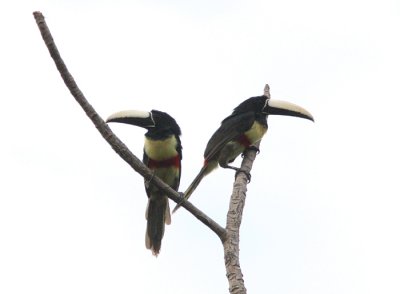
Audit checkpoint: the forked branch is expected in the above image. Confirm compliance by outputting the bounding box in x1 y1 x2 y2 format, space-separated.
33 11 265 294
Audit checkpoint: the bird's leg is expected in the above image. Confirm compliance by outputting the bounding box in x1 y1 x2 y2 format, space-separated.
221 164 251 183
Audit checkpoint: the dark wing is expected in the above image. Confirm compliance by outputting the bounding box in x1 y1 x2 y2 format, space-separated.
142 149 152 198
172 134 182 191
204 111 255 161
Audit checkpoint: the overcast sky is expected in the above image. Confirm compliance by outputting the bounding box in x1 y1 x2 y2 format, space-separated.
1 1 399 293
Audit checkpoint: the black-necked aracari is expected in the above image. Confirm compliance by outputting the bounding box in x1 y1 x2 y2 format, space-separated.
172 95 313 213
106 110 182 256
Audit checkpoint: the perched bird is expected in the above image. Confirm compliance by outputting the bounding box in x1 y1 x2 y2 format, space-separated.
107 110 182 256
173 93 313 213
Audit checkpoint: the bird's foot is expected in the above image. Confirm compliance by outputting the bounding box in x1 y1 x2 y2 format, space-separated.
222 164 252 183
234 168 252 183
177 192 185 203
248 145 260 154
241 145 260 158
145 171 156 188
172 193 185 214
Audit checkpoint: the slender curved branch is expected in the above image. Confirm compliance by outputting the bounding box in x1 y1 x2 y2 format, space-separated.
33 11 226 241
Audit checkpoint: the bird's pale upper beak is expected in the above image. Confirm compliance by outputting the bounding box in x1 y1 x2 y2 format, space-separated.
264 99 314 122
106 110 156 127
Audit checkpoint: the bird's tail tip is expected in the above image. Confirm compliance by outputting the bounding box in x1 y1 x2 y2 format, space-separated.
172 193 186 214
145 234 159 256
145 197 169 256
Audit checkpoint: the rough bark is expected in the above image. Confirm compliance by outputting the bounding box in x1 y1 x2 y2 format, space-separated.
223 85 269 294
223 142 260 294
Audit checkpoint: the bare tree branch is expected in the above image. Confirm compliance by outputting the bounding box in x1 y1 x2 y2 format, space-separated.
223 85 270 294
33 11 273 294
32 11 226 241
223 142 261 294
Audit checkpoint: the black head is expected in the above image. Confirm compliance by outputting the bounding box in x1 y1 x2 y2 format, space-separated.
148 109 181 138
231 96 267 116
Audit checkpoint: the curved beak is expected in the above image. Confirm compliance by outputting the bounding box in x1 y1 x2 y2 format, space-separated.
265 100 314 122
106 110 155 127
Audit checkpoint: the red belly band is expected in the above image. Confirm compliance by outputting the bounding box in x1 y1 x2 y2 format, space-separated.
236 134 252 148
148 155 180 169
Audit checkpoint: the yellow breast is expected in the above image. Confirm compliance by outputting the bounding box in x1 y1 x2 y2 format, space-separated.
144 136 179 161
244 121 267 144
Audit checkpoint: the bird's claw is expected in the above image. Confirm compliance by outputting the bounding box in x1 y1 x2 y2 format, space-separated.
145 171 156 188
248 145 260 154
235 169 251 183
241 145 260 158
172 193 185 214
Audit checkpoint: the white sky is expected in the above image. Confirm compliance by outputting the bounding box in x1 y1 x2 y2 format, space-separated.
1 1 399 293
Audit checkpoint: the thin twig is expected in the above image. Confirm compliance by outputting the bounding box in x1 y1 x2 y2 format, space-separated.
32 11 226 241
